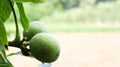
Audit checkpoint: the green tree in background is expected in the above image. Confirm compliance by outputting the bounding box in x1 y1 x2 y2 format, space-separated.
58 0 80 9
95 0 117 4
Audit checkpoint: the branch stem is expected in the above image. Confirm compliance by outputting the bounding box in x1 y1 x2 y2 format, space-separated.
9 0 20 42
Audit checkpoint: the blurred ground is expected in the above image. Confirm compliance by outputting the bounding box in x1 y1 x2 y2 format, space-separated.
7 32 120 67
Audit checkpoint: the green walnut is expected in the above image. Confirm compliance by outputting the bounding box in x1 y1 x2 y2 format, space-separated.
30 33 60 63
23 21 48 41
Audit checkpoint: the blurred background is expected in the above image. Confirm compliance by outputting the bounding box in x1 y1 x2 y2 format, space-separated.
5 0 120 67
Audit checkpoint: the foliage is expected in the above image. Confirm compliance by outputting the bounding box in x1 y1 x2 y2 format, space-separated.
0 0 44 67
4 0 120 33
6 0 120 22
39 0 120 23
95 0 117 4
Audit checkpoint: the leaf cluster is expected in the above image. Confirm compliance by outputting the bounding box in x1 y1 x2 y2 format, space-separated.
0 0 44 66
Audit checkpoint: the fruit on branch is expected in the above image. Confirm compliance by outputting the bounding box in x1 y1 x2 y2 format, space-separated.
23 21 48 41
30 33 60 63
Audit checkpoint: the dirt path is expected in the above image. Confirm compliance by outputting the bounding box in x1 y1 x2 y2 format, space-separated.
8 32 120 67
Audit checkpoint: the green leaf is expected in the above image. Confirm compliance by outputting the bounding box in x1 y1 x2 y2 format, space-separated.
0 44 13 67
16 2 29 31
0 0 12 22
13 0 44 3
0 46 4 62
0 62 12 67
7 53 17 56
0 21 8 45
